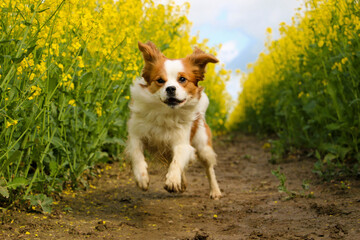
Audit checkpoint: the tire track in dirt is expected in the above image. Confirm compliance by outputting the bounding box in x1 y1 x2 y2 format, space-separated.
1 135 360 239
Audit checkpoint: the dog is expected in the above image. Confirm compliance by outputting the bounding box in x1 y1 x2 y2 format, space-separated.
125 41 222 199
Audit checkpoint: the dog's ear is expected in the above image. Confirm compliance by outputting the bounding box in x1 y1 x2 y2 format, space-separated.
138 41 162 62
189 48 219 67
185 48 218 82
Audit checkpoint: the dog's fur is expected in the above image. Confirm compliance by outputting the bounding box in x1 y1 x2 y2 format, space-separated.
125 41 221 199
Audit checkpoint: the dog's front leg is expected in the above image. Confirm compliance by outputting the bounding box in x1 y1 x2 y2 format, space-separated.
126 137 149 191
164 144 195 193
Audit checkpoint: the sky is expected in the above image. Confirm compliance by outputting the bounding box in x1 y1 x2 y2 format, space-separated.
177 0 303 99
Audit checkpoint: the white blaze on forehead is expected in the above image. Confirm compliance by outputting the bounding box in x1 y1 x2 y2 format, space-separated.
162 59 187 101
164 60 184 83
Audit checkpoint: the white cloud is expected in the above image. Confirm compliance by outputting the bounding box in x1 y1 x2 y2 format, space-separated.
226 73 243 100
180 0 301 39
174 0 302 99
218 40 239 65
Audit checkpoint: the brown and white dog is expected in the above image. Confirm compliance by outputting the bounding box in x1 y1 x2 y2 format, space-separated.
125 41 222 199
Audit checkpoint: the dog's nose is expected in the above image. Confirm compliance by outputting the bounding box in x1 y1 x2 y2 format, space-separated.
166 86 176 96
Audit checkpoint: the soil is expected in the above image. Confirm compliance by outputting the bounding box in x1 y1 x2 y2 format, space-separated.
1 134 360 240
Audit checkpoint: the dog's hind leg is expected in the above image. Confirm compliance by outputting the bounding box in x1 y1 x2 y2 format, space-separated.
197 145 222 199
192 121 222 199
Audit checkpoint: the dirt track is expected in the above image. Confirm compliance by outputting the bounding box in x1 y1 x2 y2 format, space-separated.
1 134 360 239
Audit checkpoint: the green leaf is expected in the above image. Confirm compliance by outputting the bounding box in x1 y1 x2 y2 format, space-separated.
326 123 346 131
25 194 53 213
104 137 125 146
0 39 20 44
84 110 97 122
323 153 337 163
50 136 64 149
0 186 9 198
80 71 93 82
349 98 360 106
49 160 58 177
7 177 27 189
36 7 50 13
160 43 169 51
0 150 21 173
303 100 316 113
12 45 37 63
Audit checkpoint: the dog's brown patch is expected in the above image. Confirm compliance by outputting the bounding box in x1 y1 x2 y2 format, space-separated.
204 121 213 146
190 116 212 147
190 115 201 142
182 48 218 84
138 41 167 93
179 62 203 99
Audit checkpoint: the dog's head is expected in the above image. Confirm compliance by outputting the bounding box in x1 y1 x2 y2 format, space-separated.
138 41 218 108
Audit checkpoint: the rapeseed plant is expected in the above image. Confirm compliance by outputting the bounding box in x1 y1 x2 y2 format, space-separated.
0 0 230 210
229 0 360 178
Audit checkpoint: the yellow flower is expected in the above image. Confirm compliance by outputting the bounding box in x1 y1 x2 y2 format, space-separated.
28 85 41 100
341 57 348 65
318 40 324 47
28 59 34 67
6 119 18 128
262 143 271 149
331 62 342 72
29 73 36 81
69 82 74 90
17 66 23 74
58 63 64 70
95 102 102 117
76 56 85 68
68 99 76 106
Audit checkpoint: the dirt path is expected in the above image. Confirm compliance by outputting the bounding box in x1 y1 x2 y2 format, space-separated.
1 135 360 239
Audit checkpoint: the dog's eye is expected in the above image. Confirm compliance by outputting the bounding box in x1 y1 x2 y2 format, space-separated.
157 78 165 84
179 77 186 83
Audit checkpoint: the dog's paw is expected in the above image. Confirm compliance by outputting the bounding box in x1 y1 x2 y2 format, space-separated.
135 172 149 191
133 165 149 191
164 169 183 193
210 189 222 200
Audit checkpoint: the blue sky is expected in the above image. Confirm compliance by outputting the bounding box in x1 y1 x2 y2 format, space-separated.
177 0 302 98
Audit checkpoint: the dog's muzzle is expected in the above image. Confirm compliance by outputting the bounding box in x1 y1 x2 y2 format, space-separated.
164 97 185 107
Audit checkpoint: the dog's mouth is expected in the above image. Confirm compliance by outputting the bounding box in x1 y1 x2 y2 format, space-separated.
164 97 186 107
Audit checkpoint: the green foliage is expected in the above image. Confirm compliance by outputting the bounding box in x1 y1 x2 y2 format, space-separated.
25 194 53 213
0 0 230 211
271 168 296 200
272 167 313 200
268 140 285 164
230 0 360 178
